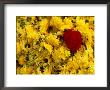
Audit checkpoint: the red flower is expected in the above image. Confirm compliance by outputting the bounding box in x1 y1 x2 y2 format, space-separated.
63 29 82 53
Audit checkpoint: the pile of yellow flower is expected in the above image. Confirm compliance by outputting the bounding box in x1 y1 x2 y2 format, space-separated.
16 16 94 74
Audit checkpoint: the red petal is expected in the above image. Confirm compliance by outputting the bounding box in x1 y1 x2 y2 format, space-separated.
63 29 82 53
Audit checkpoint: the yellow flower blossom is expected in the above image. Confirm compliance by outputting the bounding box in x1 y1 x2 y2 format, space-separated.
16 40 26 54
43 42 53 53
20 66 33 74
39 18 49 34
50 16 63 30
18 55 26 65
52 46 70 62
46 34 59 46
62 17 73 29
25 25 39 40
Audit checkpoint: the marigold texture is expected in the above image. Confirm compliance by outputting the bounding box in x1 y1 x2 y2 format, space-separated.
16 16 94 74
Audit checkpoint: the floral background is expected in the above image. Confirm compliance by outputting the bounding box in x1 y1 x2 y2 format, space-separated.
16 16 94 74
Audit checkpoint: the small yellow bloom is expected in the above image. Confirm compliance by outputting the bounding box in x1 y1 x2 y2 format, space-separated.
20 66 33 74
43 42 53 53
46 34 59 46
18 55 25 65
25 25 39 40
39 18 49 34
50 16 63 30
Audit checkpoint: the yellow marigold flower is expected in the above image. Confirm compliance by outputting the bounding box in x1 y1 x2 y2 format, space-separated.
76 20 89 34
43 42 53 53
46 34 59 46
18 55 26 65
52 47 64 62
76 17 88 27
20 66 28 74
71 61 79 69
25 25 39 40
16 40 26 54
17 28 25 34
59 46 70 59
52 49 61 62
62 17 73 29
39 18 49 34
59 17 73 31
50 16 63 30
82 60 89 69
17 28 26 40
74 51 82 60
52 46 70 62
20 66 33 74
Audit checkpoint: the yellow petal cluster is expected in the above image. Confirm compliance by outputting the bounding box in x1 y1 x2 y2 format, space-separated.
16 16 94 74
